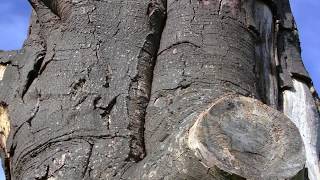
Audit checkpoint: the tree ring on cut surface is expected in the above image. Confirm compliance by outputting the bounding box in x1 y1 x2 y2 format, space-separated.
188 95 305 179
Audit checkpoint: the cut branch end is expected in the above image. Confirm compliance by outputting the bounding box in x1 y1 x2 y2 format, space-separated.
188 95 305 179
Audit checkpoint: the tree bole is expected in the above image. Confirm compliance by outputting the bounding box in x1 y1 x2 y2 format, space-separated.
0 0 318 179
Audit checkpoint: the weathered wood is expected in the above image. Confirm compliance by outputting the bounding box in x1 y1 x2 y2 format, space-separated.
0 103 10 180
283 79 320 180
0 104 9 156
0 65 6 81
128 95 305 179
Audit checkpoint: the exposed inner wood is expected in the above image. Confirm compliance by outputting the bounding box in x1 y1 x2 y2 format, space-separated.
283 79 320 180
0 103 10 180
0 65 6 81
0 103 9 153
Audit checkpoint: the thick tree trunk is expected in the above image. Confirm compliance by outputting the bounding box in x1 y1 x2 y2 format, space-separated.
0 0 318 179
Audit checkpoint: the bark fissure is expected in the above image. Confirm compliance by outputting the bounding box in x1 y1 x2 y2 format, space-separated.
26 98 40 127
3 156 11 180
94 95 119 129
125 0 167 162
82 141 94 178
21 51 46 100
157 41 201 56
218 0 223 15
39 45 56 75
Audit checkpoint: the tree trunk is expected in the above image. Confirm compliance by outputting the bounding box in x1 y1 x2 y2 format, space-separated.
0 0 318 179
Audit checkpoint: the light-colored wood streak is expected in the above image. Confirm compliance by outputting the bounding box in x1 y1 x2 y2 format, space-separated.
283 79 320 180
0 64 6 81
0 104 9 157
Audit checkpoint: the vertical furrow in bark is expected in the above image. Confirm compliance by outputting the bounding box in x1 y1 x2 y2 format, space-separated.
253 1 279 108
20 51 46 100
127 0 167 161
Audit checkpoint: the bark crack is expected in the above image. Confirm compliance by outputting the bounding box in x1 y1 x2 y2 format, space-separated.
218 0 223 15
82 141 94 178
26 98 40 127
93 95 118 130
158 41 201 56
21 51 46 100
39 44 56 75
124 0 167 163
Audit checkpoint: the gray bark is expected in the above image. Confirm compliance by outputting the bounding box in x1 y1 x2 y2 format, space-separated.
0 0 318 179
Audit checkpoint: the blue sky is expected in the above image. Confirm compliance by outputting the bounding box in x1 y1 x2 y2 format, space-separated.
0 0 319 179
0 0 30 50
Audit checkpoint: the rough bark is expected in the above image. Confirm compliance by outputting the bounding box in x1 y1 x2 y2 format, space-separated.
0 0 318 180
